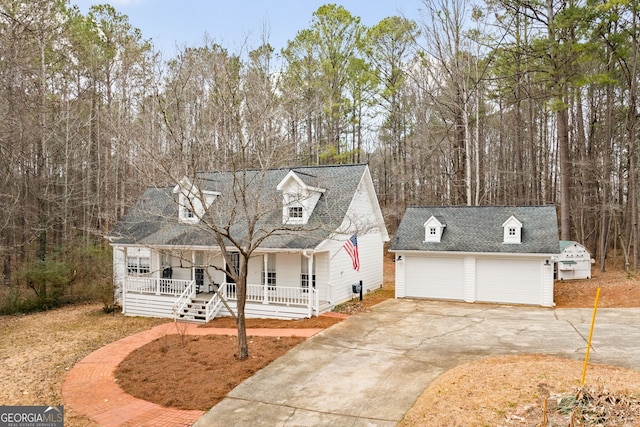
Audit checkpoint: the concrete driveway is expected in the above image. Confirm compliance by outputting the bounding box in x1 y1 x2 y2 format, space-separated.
194 299 640 426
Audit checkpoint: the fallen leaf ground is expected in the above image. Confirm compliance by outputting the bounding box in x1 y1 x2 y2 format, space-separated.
1 259 640 426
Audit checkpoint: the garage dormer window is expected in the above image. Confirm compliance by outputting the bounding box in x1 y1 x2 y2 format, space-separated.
424 216 445 243
502 216 523 244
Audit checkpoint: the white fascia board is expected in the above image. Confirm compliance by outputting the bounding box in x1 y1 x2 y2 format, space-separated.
172 176 193 194
392 249 556 258
362 167 390 241
276 170 325 194
501 215 523 228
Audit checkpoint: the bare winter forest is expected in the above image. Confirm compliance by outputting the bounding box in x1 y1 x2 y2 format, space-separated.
1 0 639 308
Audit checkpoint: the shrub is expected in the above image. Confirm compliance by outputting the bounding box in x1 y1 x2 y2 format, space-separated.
2 242 114 314
16 259 73 310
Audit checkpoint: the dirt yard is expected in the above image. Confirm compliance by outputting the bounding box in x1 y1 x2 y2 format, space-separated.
1 260 639 426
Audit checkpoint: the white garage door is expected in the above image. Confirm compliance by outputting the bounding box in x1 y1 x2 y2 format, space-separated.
476 258 541 305
405 256 465 300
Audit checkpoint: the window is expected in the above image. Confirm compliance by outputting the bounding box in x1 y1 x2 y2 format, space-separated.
502 216 523 244
127 256 150 275
262 253 276 290
301 255 316 293
424 216 444 242
178 194 198 223
288 206 303 219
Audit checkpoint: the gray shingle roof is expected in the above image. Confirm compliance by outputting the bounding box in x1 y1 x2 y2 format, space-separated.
390 205 560 254
107 164 368 250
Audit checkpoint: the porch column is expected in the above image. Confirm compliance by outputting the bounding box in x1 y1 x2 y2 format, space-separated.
121 246 127 313
305 250 314 317
263 254 268 304
192 251 196 281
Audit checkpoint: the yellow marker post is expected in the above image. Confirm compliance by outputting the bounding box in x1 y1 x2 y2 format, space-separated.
581 287 601 386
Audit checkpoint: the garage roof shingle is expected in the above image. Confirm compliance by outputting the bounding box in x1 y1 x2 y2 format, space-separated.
390 205 560 254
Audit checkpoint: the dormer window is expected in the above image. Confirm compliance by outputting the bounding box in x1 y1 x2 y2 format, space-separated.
277 170 326 225
502 216 523 244
424 216 445 243
173 177 220 224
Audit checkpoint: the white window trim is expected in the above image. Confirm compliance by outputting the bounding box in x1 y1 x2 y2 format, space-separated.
502 216 523 244
424 216 444 242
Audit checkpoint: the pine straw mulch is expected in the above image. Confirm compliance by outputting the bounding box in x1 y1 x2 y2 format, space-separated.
399 354 640 427
115 333 306 410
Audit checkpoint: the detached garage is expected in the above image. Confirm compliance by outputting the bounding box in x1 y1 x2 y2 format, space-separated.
390 206 560 307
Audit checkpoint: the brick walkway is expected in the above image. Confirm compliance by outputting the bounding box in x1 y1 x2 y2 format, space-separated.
62 322 323 427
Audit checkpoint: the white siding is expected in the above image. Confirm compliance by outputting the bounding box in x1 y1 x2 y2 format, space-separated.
326 172 386 306
394 253 406 298
276 252 302 288
315 252 330 303
171 267 192 281
124 294 177 319
463 256 476 302
328 232 385 306
216 301 311 319
247 255 263 285
540 261 554 306
404 255 465 300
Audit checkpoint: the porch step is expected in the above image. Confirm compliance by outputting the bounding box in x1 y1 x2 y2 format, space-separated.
177 301 207 323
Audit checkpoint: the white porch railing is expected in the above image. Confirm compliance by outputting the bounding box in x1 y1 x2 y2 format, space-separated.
225 282 312 306
124 276 193 296
123 278 322 321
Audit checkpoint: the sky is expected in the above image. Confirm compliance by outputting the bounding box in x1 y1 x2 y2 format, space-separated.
70 0 426 56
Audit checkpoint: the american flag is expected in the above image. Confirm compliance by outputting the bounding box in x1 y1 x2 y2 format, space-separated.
343 235 360 271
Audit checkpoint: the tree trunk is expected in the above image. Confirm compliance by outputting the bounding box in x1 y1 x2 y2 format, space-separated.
236 256 249 360
558 102 571 241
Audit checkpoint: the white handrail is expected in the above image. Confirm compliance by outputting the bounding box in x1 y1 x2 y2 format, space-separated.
205 284 227 321
172 280 195 320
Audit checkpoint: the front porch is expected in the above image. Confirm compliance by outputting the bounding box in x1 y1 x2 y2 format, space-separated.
122 277 328 323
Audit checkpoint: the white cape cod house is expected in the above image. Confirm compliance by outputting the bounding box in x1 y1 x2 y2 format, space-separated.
107 164 389 322
390 206 560 306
